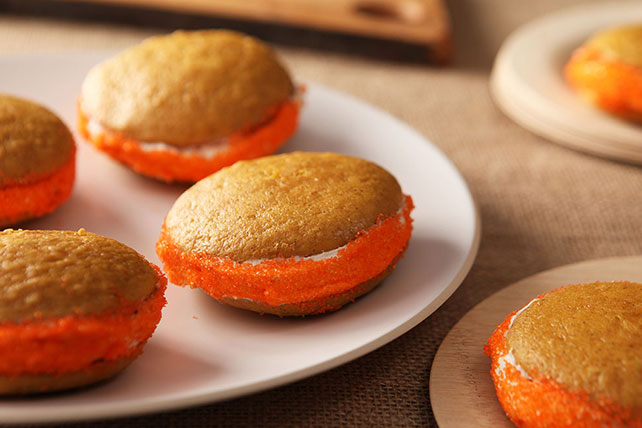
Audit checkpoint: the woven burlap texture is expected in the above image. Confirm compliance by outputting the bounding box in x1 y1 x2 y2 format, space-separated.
1 0 641 426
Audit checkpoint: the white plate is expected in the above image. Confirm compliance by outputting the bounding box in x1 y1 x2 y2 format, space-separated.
0 52 479 424
491 1 642 164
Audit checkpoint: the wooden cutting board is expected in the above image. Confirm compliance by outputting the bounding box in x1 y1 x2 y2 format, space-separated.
61 0 451 62
430 255 642 427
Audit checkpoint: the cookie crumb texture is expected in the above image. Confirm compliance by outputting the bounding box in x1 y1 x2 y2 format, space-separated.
486 281 642 427
165 151 404 261
77 95 299 183
0 94 74 186
0 94 76 226
158 151 413 315
158 195 413 313
507 281 642 411
0 152 75 228
0 229 166 393
81 30 294 145
0 229 158 323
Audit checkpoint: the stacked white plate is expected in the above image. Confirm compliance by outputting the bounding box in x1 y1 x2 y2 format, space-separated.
491 1 642 164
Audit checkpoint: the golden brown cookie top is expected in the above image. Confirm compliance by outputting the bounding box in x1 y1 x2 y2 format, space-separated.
81 30 294 146
164 152 404 261
0 229 160 323
506 281 642 410
0 95 74 186
585 25 642 68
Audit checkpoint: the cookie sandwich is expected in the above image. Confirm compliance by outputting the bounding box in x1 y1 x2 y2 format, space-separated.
485 281 642 427
0 229 166 394
78 30 300 182
565 25 642 121
0 94 75 227
157 152 414 316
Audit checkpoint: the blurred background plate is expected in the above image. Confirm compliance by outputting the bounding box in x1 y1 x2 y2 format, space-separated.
491 1 642 165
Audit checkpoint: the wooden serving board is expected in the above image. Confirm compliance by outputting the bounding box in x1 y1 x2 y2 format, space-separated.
429 255 642 428
60 0 451 62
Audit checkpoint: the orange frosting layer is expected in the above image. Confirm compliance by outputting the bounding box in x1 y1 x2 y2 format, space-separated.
78 99 300 183
485 298 642 428
157 195 414 308
0 267 166 376
0 148 75 227
565 46 642 120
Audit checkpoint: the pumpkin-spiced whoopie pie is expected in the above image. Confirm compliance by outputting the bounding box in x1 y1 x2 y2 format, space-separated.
78 30 300 182
156 152 414 316
0 229 166 394
565 25 642 121
485 281 642 428
0 94 75 227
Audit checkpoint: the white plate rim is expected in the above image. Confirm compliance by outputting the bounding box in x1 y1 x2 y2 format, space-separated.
0 51 480 423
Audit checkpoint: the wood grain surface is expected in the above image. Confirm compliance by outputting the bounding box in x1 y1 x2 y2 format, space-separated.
430 255 642 428
60 0 452 62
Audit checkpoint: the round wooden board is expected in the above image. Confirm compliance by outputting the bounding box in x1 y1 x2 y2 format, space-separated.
429 255 642 427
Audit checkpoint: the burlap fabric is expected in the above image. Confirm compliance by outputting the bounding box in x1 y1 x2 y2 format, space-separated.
1 0 640 426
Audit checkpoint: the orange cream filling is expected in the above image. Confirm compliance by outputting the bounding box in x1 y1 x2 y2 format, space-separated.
157 195 414 307
0 148 75 227
485 296 642 428
77 99 300 183
565 46 642 120
0 270 166 376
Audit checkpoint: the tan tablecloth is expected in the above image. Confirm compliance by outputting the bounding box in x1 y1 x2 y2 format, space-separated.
1 0 641 426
